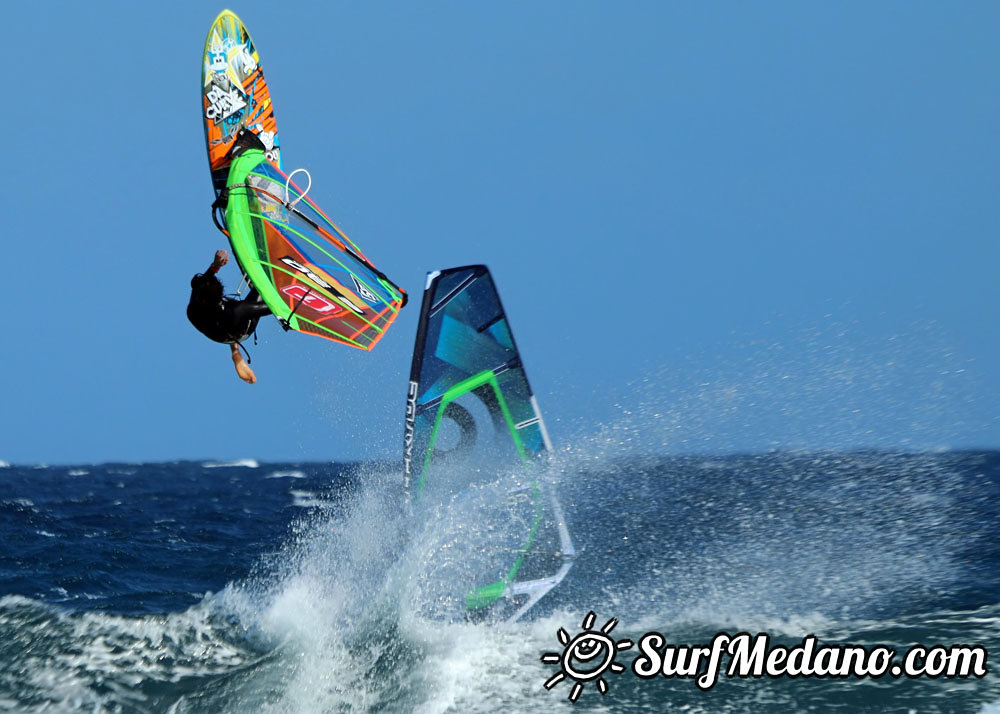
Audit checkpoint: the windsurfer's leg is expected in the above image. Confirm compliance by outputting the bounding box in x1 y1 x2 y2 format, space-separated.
221 295 271 340
232 294 271 320
230 343 257 384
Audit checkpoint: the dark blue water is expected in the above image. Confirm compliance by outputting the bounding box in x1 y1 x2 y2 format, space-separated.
1 452 998 712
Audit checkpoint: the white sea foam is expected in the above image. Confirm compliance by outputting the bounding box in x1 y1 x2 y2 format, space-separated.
391 615 575 714
68 469 89 476
628 606 838 639
0 593 257 713
203 458 259 468
199 461 588 714
288 490 330 508
266 470 306 479
108 468 137 476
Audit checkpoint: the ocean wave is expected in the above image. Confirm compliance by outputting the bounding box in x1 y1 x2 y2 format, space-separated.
266 470 306 480
288 490 331 508
0 593 262 712
202 459 260 469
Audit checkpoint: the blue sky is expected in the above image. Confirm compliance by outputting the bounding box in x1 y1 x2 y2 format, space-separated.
1 1 997 464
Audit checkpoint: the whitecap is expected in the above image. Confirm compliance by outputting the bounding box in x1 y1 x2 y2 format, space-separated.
266 470 306 479
203 459 260 468
289 490 331 508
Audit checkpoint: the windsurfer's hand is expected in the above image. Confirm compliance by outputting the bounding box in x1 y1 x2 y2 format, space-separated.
213 249 229 269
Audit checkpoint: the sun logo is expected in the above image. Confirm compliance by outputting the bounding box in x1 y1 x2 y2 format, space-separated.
541 611 633 703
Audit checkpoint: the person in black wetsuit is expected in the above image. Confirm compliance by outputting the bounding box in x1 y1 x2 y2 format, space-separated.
187 249 271 384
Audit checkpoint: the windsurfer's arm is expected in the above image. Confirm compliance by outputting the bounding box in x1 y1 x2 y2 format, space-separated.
209 249 229 273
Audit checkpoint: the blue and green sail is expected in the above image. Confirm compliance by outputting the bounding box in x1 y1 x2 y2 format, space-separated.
404 265 574 621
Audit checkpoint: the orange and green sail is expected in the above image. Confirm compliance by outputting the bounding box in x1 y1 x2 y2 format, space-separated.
220 147 406 350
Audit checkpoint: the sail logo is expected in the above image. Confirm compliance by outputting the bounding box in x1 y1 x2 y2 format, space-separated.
280 257 333 290
403 381 418 481
280 258 368 317
352 275 380 303
281 285 341 314
541 612 633 703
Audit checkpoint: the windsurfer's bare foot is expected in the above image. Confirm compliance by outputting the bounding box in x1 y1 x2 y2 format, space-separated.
235 360 257 384
230 344 257 384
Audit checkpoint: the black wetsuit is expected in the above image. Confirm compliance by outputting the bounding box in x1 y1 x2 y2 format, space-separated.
187 271 271 343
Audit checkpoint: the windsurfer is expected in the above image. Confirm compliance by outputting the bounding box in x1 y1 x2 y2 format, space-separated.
187 249 271 384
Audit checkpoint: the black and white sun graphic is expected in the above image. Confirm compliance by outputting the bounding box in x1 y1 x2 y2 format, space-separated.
541 611 634 702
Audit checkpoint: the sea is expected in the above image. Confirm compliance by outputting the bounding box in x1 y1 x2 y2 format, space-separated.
1 450 998 713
